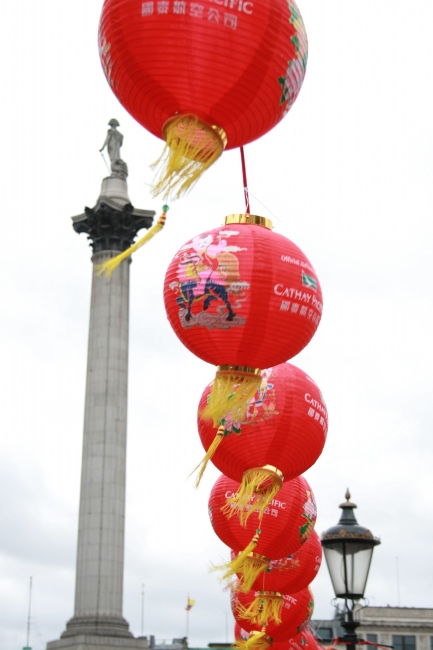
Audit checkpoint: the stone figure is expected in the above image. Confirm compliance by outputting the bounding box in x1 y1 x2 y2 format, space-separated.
100 118 128 179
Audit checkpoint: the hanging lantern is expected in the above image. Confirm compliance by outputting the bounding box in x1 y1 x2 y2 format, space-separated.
99 0 308 197
194 361 327 519
249 530 322 595
209 473 317 590
232 585 314 642
234 624 321 650
165 215 323 425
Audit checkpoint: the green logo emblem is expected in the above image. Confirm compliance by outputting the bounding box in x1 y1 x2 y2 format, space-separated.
302 271 317 291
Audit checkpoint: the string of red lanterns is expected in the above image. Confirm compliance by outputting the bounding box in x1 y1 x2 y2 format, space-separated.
97 0 329 644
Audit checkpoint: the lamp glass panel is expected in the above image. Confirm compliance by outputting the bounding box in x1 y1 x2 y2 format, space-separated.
323 541 374 598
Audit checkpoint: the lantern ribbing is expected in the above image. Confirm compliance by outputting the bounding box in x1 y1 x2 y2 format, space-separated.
99 0 308 196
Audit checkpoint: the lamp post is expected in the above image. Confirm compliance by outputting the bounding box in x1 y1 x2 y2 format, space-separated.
321 490 380 650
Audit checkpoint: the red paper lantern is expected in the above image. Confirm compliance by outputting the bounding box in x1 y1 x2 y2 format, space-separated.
196 361 328 498
209 473 316 590
232 586 314 641
235 623 321 650
250 530 322 594
99 0 308 196
165 215 323 425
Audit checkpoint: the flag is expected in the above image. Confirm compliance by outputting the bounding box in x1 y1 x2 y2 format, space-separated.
185 598 195 611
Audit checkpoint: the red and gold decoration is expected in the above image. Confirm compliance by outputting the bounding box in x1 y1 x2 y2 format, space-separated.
232 585 314 642
235 626 323 650
98 0 308 197
164 214 322 425
250 530 322 595
97 0 329 643
209 473 316 590
194 361 327 516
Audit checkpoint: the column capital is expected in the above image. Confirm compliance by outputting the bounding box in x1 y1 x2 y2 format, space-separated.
71 176 155 253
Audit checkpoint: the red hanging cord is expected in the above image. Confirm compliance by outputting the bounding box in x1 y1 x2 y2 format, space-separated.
240 146 251 213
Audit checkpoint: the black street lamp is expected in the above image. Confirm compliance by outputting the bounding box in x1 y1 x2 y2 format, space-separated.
321 490 380 650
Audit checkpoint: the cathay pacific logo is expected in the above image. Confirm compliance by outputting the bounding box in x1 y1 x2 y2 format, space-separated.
301 271 317 291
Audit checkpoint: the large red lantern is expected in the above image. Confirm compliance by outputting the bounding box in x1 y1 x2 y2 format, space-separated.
99 0 308 196
195 361 327 517
250 530 322 594
165 215 323 425
232 586 314 641
209 473 316 590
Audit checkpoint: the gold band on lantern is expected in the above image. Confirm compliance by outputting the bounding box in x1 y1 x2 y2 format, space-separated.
256 591 283 599
242 465 284 494
211 124 228 149
224 214 273 230
250 631 274 645
246 552 271 568
217 365 262 376
262 465 284 480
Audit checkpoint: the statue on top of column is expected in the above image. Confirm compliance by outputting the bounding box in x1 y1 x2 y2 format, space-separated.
100 118 128 180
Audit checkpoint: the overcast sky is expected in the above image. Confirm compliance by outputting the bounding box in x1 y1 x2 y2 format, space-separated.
1 1 433 649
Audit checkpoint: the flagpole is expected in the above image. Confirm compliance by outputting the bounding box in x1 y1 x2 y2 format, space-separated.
186 594 189 641
141 583 145 637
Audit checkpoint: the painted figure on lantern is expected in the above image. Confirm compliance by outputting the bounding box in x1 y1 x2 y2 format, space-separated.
300 491 317 542
170 231 249 326
221 367 277 435
279 2 308 116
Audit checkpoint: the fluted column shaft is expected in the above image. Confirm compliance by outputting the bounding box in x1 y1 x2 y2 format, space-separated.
76 250 129 617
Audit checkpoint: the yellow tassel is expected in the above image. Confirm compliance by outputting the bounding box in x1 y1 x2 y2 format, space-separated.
238 592 283 626
202 366 262 427
213 532 260 582
235 553 270 594
95 208 168 278
190 425 225 488
212 532 269 593
235 631 273 650
151 115 227 199
222 466 284 526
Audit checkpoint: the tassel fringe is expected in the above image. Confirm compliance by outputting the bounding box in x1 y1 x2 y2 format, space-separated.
202 368 262 427
212 532 260 582
190 425 225 488
151 115 226 199
222 466 284 526
95 207 168 278
238 592 283 626
235 631 273 650
213 534 269 593
235 553 270 593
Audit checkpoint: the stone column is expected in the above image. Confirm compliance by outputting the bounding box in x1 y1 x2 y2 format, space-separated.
47 169 155 650
64 252 132 637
